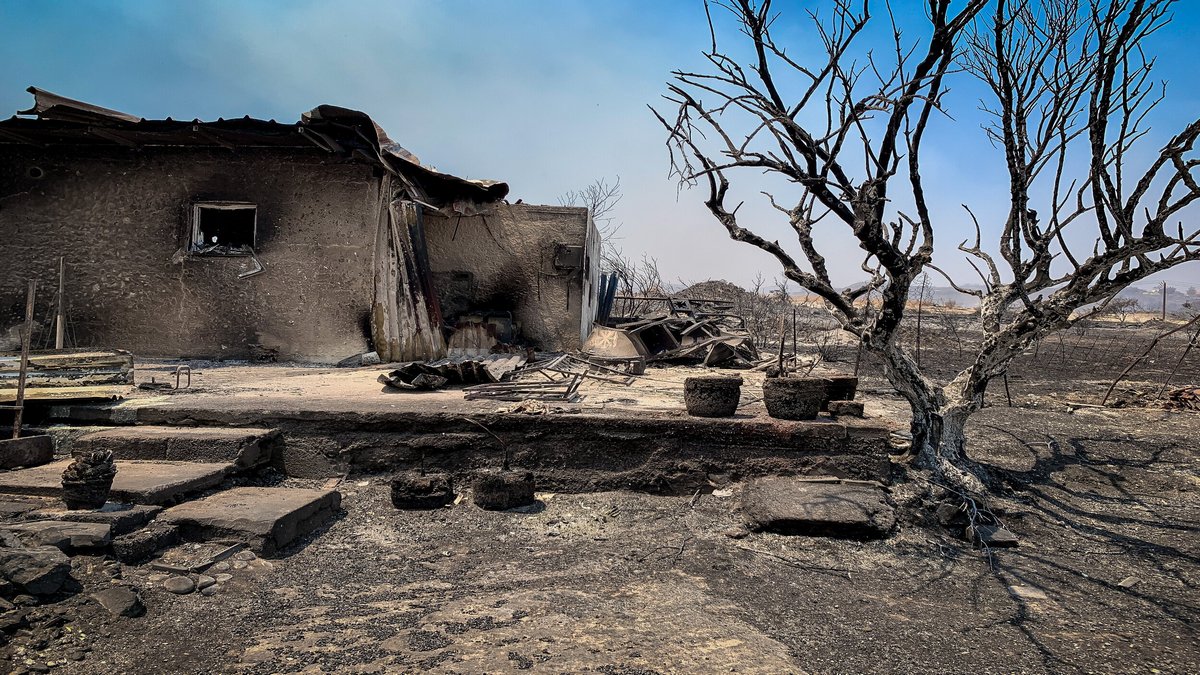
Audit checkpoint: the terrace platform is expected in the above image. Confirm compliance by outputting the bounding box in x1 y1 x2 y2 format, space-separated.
28 360 900 493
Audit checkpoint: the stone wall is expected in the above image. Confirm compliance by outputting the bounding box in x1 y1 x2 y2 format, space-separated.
0 146 379 362
423 203 594 351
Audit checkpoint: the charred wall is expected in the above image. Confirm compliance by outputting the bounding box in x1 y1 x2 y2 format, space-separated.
0 146 378 362
423 204 592 351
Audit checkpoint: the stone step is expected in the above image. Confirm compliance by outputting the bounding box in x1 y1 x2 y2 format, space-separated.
70 426 278 469
1 520 112 553
0 459 231 505
160 487 341 557
741 477 896 539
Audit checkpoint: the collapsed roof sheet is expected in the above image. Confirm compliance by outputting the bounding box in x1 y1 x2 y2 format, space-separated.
1 87 508 215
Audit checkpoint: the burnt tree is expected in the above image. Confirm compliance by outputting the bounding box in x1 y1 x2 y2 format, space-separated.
654 0 1200 493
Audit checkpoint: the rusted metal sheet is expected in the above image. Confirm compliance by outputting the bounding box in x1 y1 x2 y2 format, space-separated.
371 186 446 363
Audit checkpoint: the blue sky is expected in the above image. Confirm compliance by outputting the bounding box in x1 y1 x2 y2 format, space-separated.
2 0 1197 291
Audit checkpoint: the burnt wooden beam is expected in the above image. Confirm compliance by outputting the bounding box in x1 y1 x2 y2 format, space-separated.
298 126 344 153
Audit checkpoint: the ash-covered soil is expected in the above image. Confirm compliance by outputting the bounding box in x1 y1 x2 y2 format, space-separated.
5 404 1199 674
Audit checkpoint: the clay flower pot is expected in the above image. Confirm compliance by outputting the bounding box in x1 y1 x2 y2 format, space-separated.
61 450 117 511
684 375 743 417
763 376 828 420
822 375 859 410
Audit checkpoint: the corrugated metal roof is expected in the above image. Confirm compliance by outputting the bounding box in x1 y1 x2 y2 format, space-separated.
0 87 509 214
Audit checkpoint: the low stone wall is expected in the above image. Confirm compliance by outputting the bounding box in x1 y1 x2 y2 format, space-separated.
48 405 893 493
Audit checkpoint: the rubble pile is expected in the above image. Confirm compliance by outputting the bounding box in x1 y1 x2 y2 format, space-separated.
1164 386 1200 410
1107 385 1200 410
584 295 760 368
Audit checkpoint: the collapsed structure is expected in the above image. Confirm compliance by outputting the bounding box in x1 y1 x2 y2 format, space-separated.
0 88 600 364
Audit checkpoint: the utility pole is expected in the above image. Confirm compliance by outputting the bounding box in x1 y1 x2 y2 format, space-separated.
1162 281 1168 321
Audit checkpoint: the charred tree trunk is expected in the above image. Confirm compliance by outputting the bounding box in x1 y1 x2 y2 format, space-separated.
875 341 989 494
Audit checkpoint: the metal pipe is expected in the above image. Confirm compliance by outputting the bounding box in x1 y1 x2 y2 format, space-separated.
13 280 36 439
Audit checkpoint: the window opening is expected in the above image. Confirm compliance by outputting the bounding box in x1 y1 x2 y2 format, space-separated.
190 202 256 255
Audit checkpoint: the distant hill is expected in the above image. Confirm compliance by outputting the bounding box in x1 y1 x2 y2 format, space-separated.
668 277 1199 314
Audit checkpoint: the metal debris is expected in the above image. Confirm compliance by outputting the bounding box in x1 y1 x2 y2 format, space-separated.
585 296 760 368
379 353 528 391
463 374 582 402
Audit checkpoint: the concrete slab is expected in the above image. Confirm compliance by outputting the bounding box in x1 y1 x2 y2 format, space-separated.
742 478 896 539
27 503 161 536
71 426 277 468
1 520 112 552
0 499 48 519
0 435 54 469
0 460 230 505
161 487 340 556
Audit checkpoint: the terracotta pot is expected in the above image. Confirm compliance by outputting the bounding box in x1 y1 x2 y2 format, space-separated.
61 477 114 510
684 375 743 417
763 376 828 420
822 375 859 410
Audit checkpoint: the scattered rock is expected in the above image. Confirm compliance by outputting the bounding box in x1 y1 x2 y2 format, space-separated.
935 502 968 528
231 561 248 571
112 522 180 564
0 607 27 632
195 575 216 590
209 561 231 573
90 587 144 618
722 526 750 539
1 520 112 553
473 471 536 511
742 478 896 539
28 503 161 537
200 585 219 596
163 576 195 595
1009 584 1048 601
13 594 38 607
967 524 1019 548
0 546 71 596
827 400 865 417
1118 576 1141 589
233 551 256 562
390 472 455 510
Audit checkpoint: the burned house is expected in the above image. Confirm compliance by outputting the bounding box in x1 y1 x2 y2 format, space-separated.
0 88 599 363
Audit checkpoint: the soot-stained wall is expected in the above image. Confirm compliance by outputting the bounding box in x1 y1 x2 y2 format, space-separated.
0 146 378 362
424 204 594 351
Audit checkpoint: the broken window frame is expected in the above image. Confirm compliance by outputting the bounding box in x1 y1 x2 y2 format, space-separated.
188 201 258 256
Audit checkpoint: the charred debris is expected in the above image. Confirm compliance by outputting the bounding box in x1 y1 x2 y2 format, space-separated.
379 292 764 403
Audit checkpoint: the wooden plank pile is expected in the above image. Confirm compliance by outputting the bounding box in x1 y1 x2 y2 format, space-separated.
0 349 134 402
